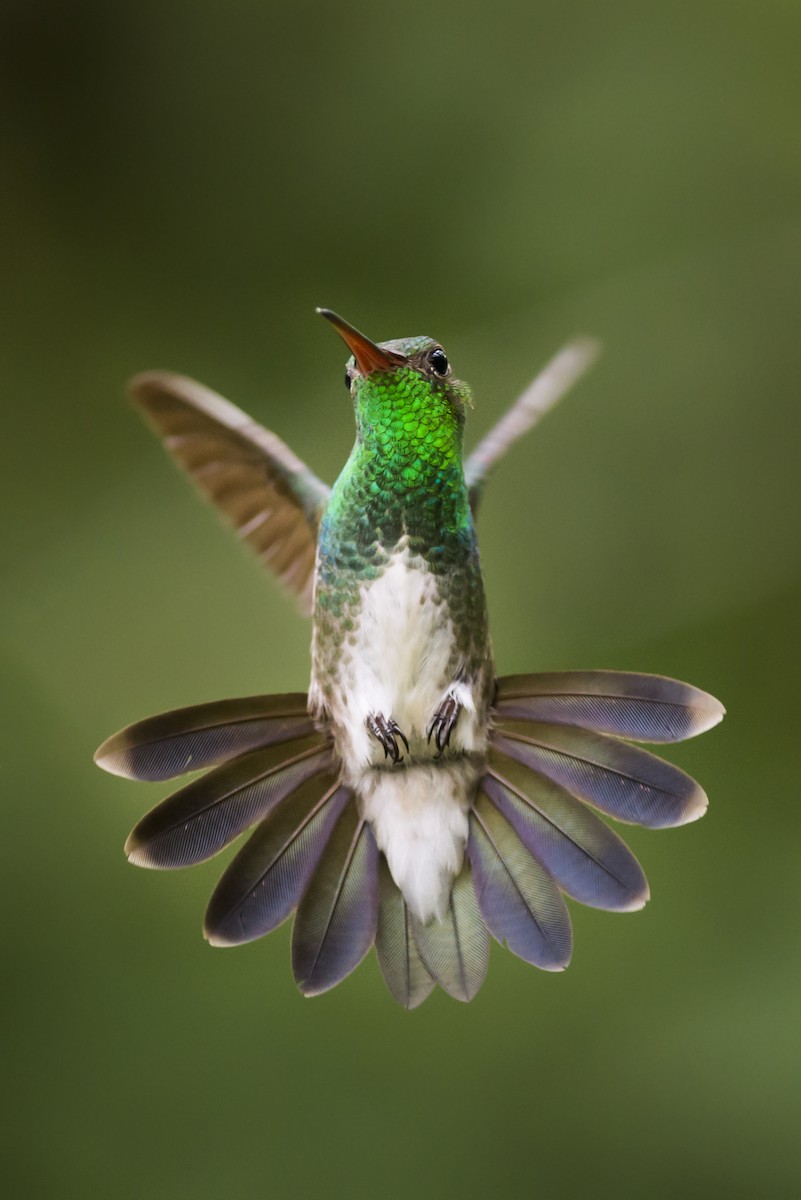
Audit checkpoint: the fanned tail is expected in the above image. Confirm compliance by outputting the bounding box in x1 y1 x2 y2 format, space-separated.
96 670 723 1005
96 696 374 997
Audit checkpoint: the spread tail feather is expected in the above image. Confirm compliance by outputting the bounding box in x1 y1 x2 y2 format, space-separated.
481 753 649 911
411 866 490 1002
491 720 708 827
474 670 722 935
204 770 349 946
470 669 721 955
468 791 572 969
291 803 380 996
124 733 333 869
94 693 315 781
375 859 436 1010
493 670 724 743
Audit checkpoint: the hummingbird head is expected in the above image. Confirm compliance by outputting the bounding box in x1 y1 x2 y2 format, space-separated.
317 308 472 455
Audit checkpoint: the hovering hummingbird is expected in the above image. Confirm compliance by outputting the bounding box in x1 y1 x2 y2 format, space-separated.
95 309 724 1007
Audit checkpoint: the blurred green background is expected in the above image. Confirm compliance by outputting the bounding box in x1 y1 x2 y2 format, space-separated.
3 0 800 1196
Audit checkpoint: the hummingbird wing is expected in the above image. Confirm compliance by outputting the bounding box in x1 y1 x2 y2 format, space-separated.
130 372 331 615
464 338 600 513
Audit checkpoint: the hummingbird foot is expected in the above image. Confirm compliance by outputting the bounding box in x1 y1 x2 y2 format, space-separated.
366 713 410 764
427 693 462 753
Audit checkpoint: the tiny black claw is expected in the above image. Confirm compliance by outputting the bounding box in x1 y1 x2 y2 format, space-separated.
367 713 408 764
427 694 462 753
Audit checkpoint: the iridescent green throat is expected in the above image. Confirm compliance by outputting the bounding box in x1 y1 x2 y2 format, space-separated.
320 365 475 574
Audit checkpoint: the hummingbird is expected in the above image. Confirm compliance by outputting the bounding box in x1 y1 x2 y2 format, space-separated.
95 309 724 1007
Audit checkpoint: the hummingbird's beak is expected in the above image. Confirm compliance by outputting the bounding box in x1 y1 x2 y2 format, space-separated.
317 308 407 375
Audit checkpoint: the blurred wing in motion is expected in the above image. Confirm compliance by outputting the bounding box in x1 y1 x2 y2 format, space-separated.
465 338 600 514
130 371 331 614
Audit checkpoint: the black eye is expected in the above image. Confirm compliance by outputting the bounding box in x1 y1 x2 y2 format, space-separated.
429 348 449 376
345 371 351 390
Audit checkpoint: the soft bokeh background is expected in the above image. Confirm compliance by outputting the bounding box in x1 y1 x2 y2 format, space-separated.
3 1 800 1196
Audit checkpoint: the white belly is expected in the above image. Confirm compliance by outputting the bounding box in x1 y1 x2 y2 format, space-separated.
326 549 481 773
311 547 488 924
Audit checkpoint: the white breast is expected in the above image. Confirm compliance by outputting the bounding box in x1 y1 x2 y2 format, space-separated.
325 547 482 772
311 546 487 924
